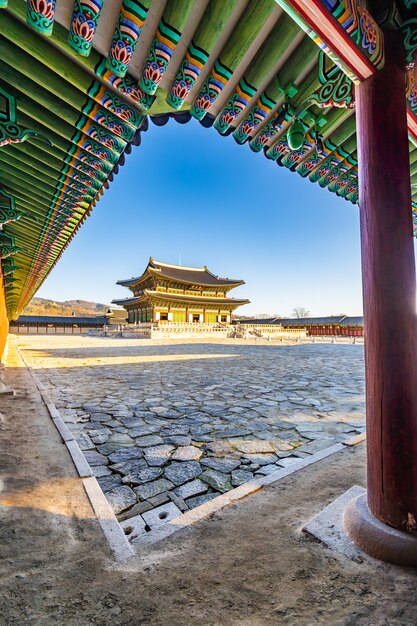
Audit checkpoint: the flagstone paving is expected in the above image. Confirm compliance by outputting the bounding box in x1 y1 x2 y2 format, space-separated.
16 336 365 529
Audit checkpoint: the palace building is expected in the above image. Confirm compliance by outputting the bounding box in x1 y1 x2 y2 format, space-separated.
112 258 250 324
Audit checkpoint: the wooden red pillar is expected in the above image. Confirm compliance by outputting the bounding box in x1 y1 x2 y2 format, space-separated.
357 30 417 532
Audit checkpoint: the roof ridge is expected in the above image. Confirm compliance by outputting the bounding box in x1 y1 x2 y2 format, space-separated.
152 259 205 271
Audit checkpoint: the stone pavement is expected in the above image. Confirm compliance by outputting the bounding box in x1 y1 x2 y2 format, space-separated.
16 336 365 528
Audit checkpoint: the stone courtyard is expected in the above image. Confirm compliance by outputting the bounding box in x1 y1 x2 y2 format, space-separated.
16 335 365 533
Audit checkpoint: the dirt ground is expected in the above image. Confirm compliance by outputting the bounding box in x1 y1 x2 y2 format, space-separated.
1 340 416 626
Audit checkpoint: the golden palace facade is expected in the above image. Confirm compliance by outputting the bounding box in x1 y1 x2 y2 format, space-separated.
112 258 249 324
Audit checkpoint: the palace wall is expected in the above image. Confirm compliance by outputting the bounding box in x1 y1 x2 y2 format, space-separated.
0 277 9 361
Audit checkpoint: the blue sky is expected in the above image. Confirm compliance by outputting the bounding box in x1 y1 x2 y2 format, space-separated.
37 117 388 316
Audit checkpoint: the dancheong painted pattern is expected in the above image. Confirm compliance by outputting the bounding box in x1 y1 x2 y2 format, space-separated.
0 0 416 321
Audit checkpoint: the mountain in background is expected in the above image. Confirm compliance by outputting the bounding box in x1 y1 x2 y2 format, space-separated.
22 298 111 317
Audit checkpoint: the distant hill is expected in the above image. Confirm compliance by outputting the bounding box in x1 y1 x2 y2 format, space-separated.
22 298 111 317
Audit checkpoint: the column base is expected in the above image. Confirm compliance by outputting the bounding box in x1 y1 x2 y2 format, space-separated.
343 494 417 567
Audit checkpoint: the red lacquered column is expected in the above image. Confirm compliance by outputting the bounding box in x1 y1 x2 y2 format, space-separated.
357 30 417 531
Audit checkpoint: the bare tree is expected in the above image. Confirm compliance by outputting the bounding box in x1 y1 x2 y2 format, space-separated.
292 307 310 319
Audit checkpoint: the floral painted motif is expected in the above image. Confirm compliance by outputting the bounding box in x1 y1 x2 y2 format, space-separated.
70 171 101 190
248 124 276 152
233 93 275 145
68 0 104 57
78 152 109 172
265 137 290 161
329 170 358 195
191 61 232 121
76 119 125 152
281 133 315 170
80 140 115 165
143 61 163 87
309 154 340 183
95 61 155 110
214 79 256 135
72 159 106 182
358 8 378 56
107 0 149 77
249 105 293 154
170 79 190 104
97 113 133 140
139 19 181 96
72 14 95 43
167 42 209 110
111 42 132 68
26 0 56 35
407 66 417 111
296 151 324 177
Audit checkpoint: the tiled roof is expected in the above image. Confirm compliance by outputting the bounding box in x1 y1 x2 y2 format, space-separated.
239 316 364 326
279 316 347 326
117 259 244 288
13 315 108 325
339 316 364 326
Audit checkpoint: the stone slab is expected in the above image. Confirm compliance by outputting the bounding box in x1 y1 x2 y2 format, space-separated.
75 431 95 450
52 417 74 443
201 469 232 493
186 493 218 509
118 500 153 521
120 514 147 541
121 466 163 485
84 451 109 466
231 469 254 487
236 441 275 454
164 461 202 485
142 502 182 529
258 443 345 486
108 448 144 463
171 446 202 461
93 465 112 478
344 432 367 446
135 435 164 447
97 473 123 491
302 485 368 561
82 477 134 562
106 485 137 514
45 403 60 419
292 438 336 456
276 456 299 468
148 492 171 507
134 478 174 500
200 458 240 473
173 479 208 500
168 491 188 512
65 440 93 478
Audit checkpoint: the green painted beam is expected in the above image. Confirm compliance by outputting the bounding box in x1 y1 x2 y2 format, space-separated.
191 0 276 120
214 11 301 134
